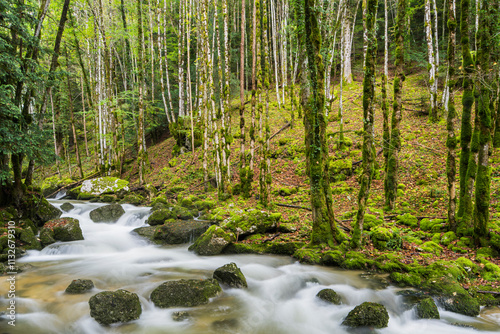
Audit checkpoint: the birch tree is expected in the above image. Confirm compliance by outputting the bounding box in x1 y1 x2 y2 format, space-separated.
425 0 438 122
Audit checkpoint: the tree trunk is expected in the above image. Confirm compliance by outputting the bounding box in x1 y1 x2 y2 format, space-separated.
137 0 147 185
425 0 438 122
382 0 390 163
239 0 248 196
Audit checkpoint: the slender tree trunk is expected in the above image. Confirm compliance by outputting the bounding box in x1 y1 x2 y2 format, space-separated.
260 0 270 207
382 0 390 163
446 0 458 231
352 0 378 248
425 0 438 122
80 76 90 156
302 0 341 246
157 2 172 124
240 0 248 194
137 0 147 185
384 0 406 210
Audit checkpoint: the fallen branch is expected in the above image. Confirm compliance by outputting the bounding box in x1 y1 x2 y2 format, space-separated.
476 290 500 295
276 203 312 211
263 232 281 242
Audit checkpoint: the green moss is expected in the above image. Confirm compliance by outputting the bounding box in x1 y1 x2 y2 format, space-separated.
363 213 383 231
440 231 457 246
390 272 422 287
371 227 392 250
321 250 344 266
220 209 280 237
341 302 389 328
420 218 445 232
415 297 440 319
342 251 372 270
420 241 443 256
293 247 322 265
396 213 418 228
316 289 342 305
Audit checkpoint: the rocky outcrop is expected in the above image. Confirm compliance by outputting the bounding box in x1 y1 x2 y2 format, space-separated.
213 262 247 288
89 204 125 223
150 279 222 308
65 279 94 294
40 218 84 246
89 289 142 325
188 225 235 255
342 302 389 328
316 288 342 305
415 297 440 319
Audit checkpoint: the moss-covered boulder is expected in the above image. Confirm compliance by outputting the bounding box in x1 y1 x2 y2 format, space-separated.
329 158 353 181
188 225 236 255
89 204 125 223
35 198 62 226
415 297 439 319
89 289 142 325
420 241 443 256
150 279 222 308
147 209 171 226
132 226 157 240
341 302 389 328
371 227 392 250
65 279 95 294
153 220 211 244
80 177 129 196
60 202 75 212
41 176 75 197
119 194 146 205
316 289 342 305
364 213 384 231
213 262 247 288
40 218 84 246
0 226 41 260
420 218 445 232
397 213 418 228
219 209 280 238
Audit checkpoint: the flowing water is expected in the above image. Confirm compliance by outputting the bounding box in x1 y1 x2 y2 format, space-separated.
1 200 499 334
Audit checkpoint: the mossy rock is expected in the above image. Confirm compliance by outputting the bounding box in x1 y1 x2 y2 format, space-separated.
89 204 125 223
0 227 41 253
119 194 146 205
396 213 418 228
420 218 445 232
131 226 157 240
277 223 297 233
153 220 211 244
80 177 130 196
316 288 341 305
371 227 392 250
341 302 389 328
150 279 222 308
220 209 281 237
420 241 443 256
321 250 344 266
40 218 84 246
389 272 422 287
41 176 74 197
193 200 216 211
89 289 141 325
100 194 116 203
432 281 480 317
364 213 384 231
65 279 95 294
60 202 75 212
342 251 372 270
440 231 457 246
34 198 62 226
188 225 235 255
150 195 170 207
213 262 247 288
147 209 171 226
67 186 82 199
415 297 440 319
329 158 353 181
293 248 322 265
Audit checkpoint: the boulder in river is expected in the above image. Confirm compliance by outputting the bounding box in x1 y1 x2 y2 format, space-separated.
153 220 211 244
213 262 247 288
80 177 130 196
60 202 75 212
89 289 142 325
188 225 236 255
341 302 389 328
316 288 342 305
40 218 84 246
150 278 222 308
415 297 440 319
35 198 62 226
65 279 94 294
89 204 125 223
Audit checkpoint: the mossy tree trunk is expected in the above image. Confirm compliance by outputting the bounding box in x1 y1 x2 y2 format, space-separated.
384 0 406 210
239 0 249 197
137 0 147 185
445 0 457 231
425 0 438 122
260 0 271 207
457 0 474 227
302 0 341 247
473 0 494 241
382 0 390 164
352 0 378 249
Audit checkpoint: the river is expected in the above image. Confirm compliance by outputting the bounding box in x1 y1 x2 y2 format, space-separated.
1 200 499 333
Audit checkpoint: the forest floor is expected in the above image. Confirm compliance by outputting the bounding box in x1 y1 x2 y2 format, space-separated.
36 70 500 296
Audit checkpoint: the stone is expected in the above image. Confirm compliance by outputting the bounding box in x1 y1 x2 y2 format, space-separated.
60 202 75 212
80 177 129 196
132 226 157 240
89 289 142 325
89 204 125 223
65 279 94 294
219 209 280 237
188 225 236 255
415 297 440 319
341 302 389 328
35 198 62 226
172 311 190 321
41 176 74 197
150 279 222 308
153 220 211 244
316 288 342 305
213 262 247 288
40 218 84 246
147 209 171 226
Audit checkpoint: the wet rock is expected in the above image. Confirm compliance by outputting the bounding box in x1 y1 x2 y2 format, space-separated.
132 226 157 240
119 194 145 205
316 288 342 305
172 311 190 321
415 297 440 319
35 198 62 226
153 220 211 244
89 289 142 325
80 177 129 196
60 202 75 212
213 262 247 288
150 278 222 308
211 318 239 332
89 204 125 223
342 302 389 328
65 279 94 294
40 218 84 246
147 209 171 226
188 225 236 255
